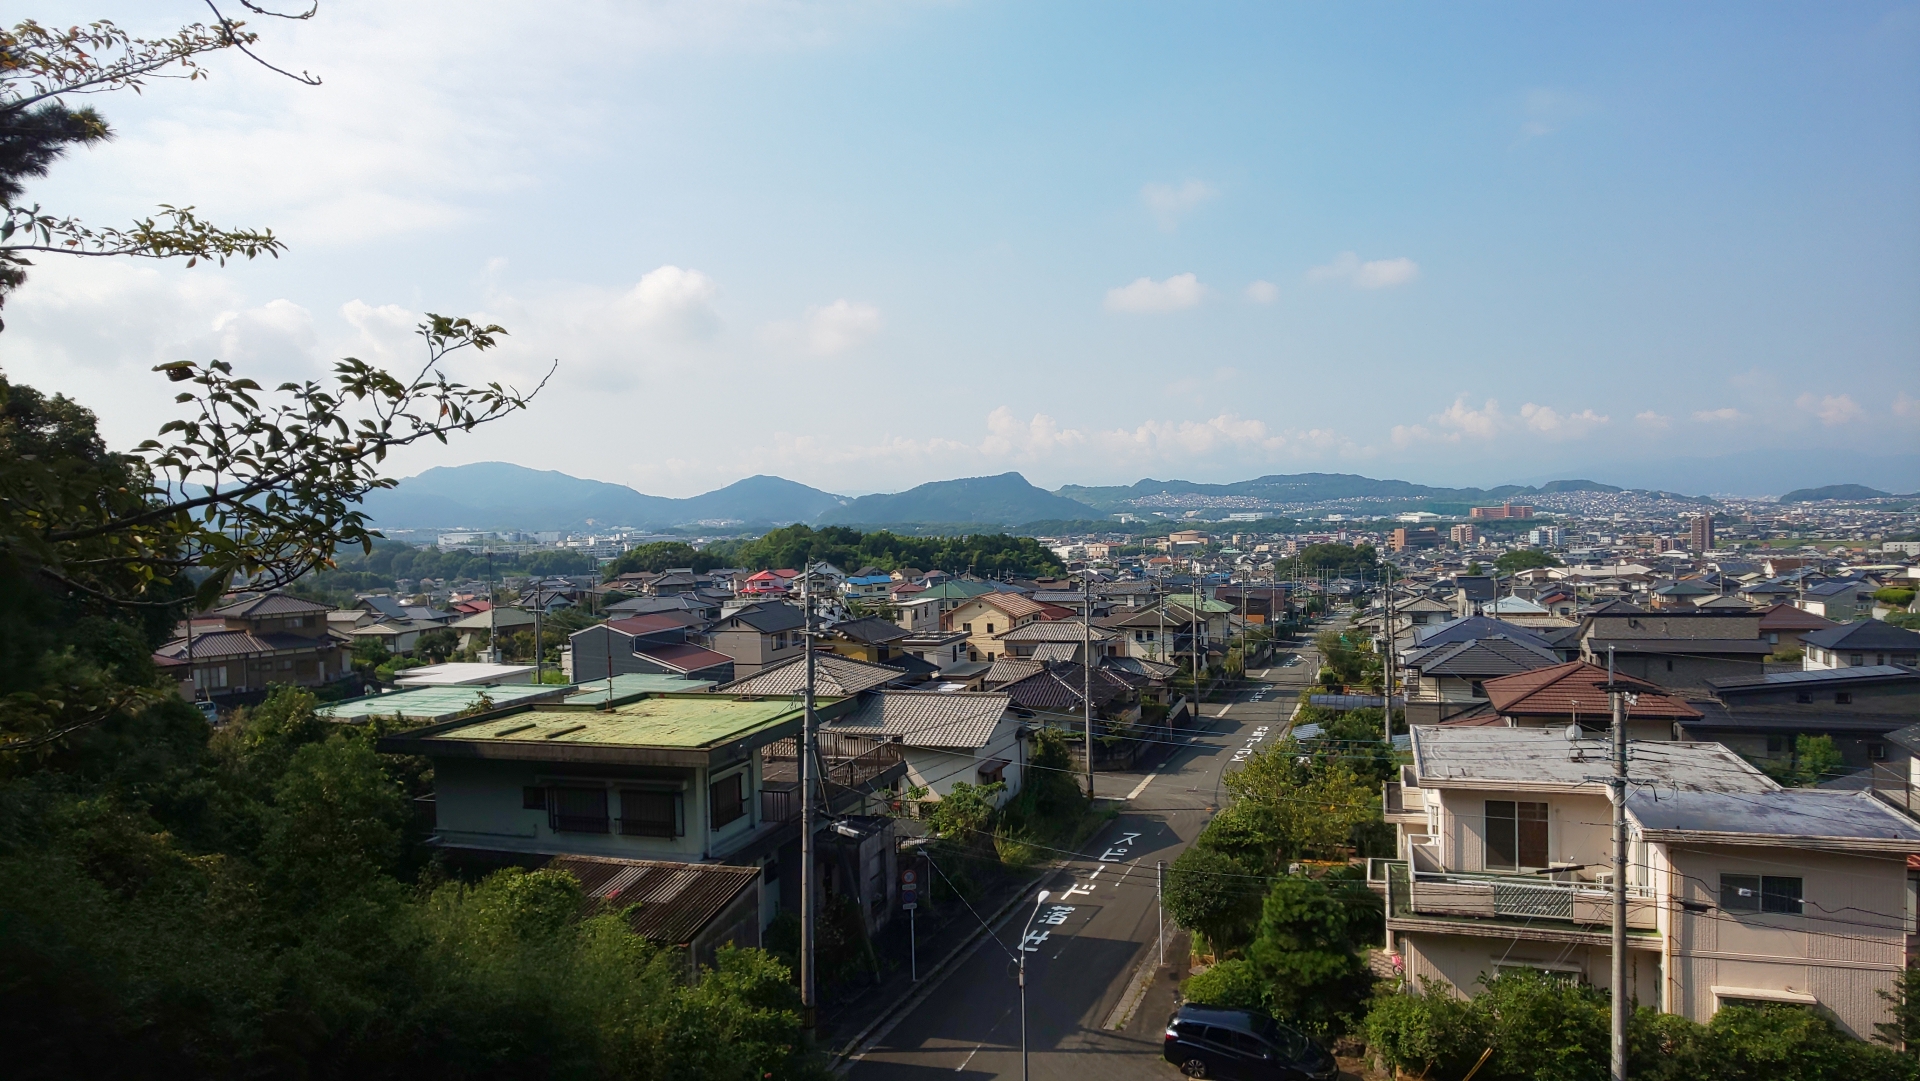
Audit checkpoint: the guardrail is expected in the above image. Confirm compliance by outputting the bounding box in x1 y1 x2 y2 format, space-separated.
1367 860 1656 929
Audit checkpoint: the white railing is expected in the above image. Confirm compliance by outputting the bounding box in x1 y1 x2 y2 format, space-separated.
1407 868 1656 927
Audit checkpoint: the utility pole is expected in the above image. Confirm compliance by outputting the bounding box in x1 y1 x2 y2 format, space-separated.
1608 645 1628 1081
486 549 498 664
1157 859 1166 965
532 598 543 684
1083 567 1094 799
1382 561 1394 737
801 566 819 1035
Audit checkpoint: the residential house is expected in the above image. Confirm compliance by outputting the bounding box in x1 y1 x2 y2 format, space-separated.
376 692 904 935
319 683 574 724
1399 635 1563 725
605 594 725 622
1444 660 1701 741
825 690 1026 802
719 652 914 697
1802 621 1920 671
395 662 539 687
898 630 974 674
448 606 539 654
893 596 944 633
992 619 1118 665
152 593 348 700
1686 666 1920 770
824 616 915 665
1797 579 1879 623
702 602 806 677
842 574 895 603
945 592 1048 663
1378 725 1918 1040
1578 606 1771 690
571 614 736 684
739 569 798 597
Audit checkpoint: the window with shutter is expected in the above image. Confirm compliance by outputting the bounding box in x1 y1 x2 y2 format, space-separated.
549 787 609 833
620 789 680 837
710 771 748 829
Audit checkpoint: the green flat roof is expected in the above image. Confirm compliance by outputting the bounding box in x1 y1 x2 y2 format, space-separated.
318 683 571 722
436 695 803 750
564 673 716 705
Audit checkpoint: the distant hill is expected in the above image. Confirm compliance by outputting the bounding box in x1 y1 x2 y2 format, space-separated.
1055 473 1625 511
817 472 1097 526
356 463 844 530
1779 484 1894 504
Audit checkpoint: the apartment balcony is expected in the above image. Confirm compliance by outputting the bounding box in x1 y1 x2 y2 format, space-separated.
1369 859 1659 941
759 735 907 819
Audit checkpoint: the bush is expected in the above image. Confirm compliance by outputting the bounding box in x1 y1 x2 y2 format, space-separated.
1184 958 1268 1011
1363 975 1917 1081
1365 980 1489 1080
1874 587 1915 608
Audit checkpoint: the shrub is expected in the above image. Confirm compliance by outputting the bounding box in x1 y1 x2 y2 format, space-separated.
1364 979 1489 1080
1184 958 1268 1011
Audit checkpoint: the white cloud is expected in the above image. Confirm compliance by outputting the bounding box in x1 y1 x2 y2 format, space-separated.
1104 273 1207 313
1692 408 1742 423
1140 180 1217 231
1308 252 1420 289
1796 392 1864 427
801 299 882 355
1391 396 1609 446
618 265 720 340
1635 411 1672 430
1518 88 1597 140
1895 393 1919 418
1245 280 1279 304
1520 402 1610 438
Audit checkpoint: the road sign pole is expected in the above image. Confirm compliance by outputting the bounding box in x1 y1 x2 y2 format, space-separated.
910 905 917 982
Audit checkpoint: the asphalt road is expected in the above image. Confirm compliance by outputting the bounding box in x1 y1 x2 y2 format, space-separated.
844 668 1303 1081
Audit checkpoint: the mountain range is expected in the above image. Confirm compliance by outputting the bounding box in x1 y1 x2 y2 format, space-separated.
356 462 1907 533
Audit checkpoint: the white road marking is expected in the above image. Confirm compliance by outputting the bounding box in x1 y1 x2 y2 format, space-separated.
1125 772 1157 800
956 1045 981 1072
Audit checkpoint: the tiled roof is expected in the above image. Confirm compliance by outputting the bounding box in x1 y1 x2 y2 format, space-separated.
1001 663 1130 712
1802 620 1920 652
604 613 698 636
548 855 760 947
1482 660 1701 721
1406 636 1562 678
984 658 1043 687
1706 664 1918 693
1756 603 1836 631
210 593 334 618
960 592 1045 620
830 690 1012 749
719 652 906 696
154 631 337 661
830 617 910 645
996 619 1113 643
1105 656 1179 681
1412 616 1553 651
721 602 805 634
1029 642 1081 664
635 642 733 674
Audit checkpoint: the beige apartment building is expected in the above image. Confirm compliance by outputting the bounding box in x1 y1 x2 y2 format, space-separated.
1377 726 1920 1039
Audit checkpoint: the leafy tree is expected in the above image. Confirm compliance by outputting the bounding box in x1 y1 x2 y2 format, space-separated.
1164 845 1266 954
1875 588 1916 609
729 523 1064 578
413 627 458 663
1294 543 1378 576
1875 965 1920 1051
602 541 726 578
1764 734 1847 787
1246 876 1372 1032
351 637 392 680
1365 979 1491 1081
1182 958 1267 1010
1 12 310 325
1495 548 1564 574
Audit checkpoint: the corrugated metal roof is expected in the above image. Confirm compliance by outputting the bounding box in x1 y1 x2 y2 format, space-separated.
546 855 758 946
830 690 1012 749
719 653 906 696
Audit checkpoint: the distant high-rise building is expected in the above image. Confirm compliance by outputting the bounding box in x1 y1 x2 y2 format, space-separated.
1470 504 1534 520
1689 515 1715 552
1391 527 1442 552
1527 526 1565 547
1450 523 1478 545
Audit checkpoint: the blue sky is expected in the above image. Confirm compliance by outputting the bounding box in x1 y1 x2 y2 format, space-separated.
9 1 1918 496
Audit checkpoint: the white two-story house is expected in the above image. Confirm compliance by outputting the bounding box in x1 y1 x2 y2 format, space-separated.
1379 725 1920 1039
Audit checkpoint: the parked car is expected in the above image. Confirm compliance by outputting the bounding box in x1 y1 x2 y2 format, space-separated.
1162 1004 1336 1080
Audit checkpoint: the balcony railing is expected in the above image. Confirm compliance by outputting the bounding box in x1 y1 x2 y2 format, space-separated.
1369 860 1656 930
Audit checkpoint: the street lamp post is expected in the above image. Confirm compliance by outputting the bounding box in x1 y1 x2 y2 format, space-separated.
1020 889 1051 1081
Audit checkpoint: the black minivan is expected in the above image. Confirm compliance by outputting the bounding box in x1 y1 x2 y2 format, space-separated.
1162 1004 1337 1080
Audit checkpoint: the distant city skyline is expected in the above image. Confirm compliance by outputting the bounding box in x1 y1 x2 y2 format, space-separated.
7 2 1917 496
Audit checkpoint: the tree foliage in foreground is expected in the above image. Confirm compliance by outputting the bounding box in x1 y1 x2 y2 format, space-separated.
0 686 820 1080
1364 972 1915 1081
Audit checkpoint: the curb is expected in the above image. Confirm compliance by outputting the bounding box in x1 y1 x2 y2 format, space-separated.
825 862 1061 1073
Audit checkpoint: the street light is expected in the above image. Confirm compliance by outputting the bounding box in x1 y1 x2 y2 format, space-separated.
1020 889 1051 1081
